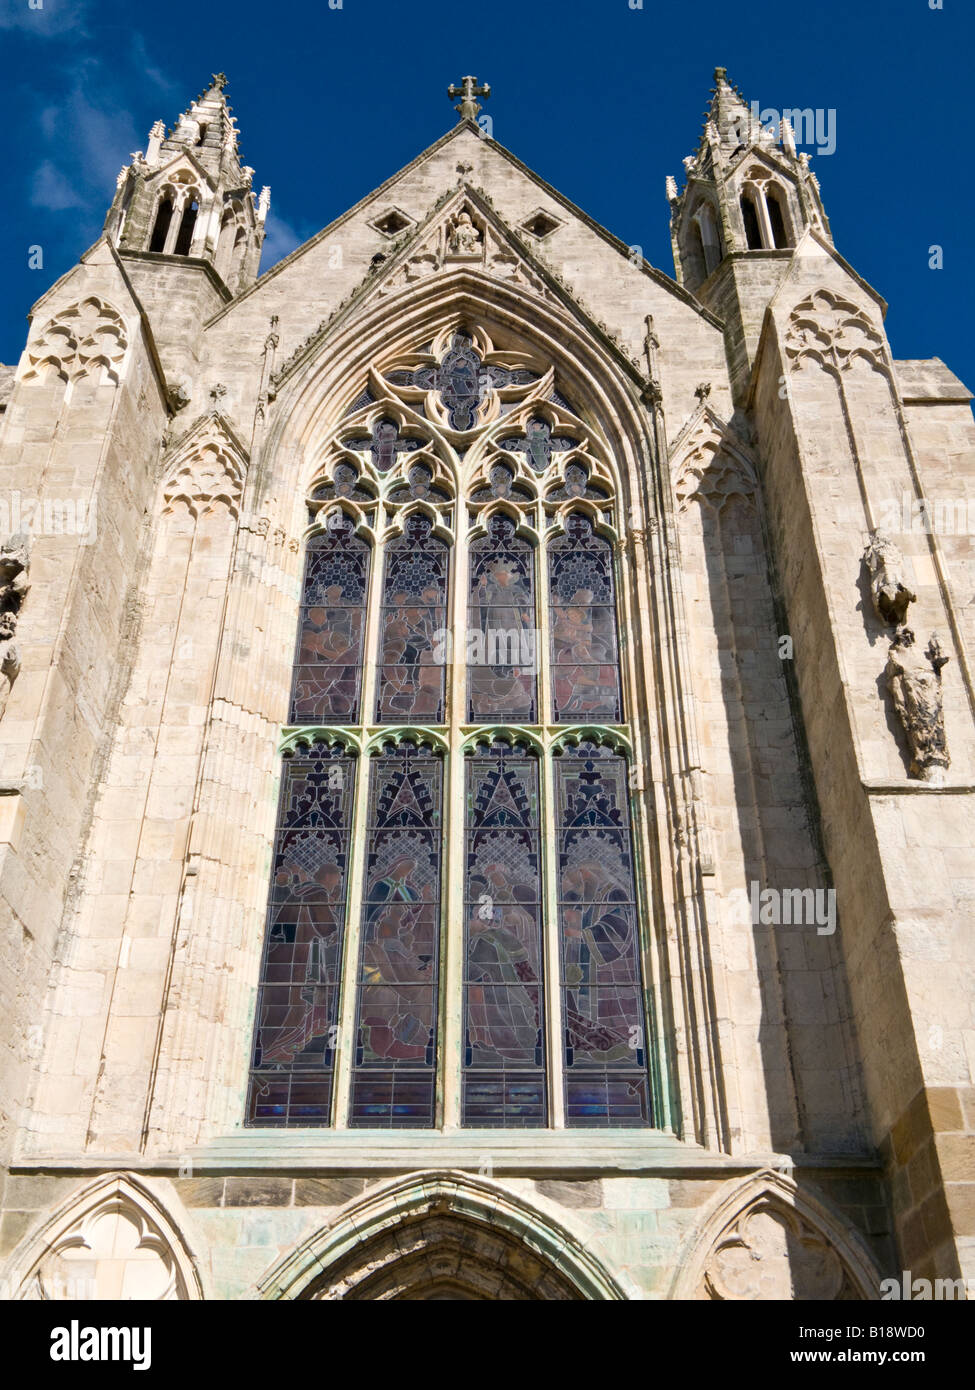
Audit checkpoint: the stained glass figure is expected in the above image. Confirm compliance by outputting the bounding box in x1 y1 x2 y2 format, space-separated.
555 741 651 1126
467 515 537 722
498 418 580 473
247 741 356 1126
309 463 372 505
438 333 482 429
289 518 370 724
469 462 535 508
342 418 424 472
549 513 622 722
350 743 444 1127
376 513 449 724
463 742 546 1125
387 463 451 507
546 462 610 502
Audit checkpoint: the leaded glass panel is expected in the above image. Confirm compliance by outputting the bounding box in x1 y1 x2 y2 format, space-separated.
376 513 449 723
463 742 546 1126
246 741 355 1126
349 743 444 1127
549 513 622 723
467 515 537 723
555 741 651 1126
289 519 369 724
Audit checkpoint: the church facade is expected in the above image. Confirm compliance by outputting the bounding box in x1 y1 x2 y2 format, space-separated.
0 68 973 1300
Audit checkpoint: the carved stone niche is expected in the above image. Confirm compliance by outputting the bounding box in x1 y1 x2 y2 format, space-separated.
445 208 484 260
702 1200 857 1300
673 1174 881 1302
10 1174 202 1300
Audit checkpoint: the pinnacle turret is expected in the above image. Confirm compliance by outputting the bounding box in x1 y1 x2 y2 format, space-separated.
105 73 269 298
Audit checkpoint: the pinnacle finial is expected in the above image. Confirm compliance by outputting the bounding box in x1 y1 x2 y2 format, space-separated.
713 66 727 84
211 72 228 91
448 75 490 122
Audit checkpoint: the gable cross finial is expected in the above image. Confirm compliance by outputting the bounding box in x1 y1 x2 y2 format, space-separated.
448 75 490 122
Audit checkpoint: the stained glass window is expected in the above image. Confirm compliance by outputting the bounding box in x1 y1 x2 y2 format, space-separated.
555 741 651 1126
350 743 444 1127
376 513 449 723
252 330 656 1134
463 741 546 1126
289 517 370 724
467 515 537 723
246 741 356 1126
549 512 622 723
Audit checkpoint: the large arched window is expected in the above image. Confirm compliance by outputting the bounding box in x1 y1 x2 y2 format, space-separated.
247 322 654 1130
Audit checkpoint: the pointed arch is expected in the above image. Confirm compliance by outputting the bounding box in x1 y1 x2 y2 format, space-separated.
258 269 654 522
161 412 248 520
671 1169 883 1300
253 1171 627 1300
4 1173 204 1300
670 408 758 514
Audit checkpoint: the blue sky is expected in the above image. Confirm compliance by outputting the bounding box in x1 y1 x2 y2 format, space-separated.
2 0 973 391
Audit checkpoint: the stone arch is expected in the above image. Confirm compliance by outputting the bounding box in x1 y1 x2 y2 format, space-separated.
671 1169 883 1300
255 1171 627 1301
671 410 758 514
257 270 653 523
161 413 247 521
4 1173 204 1301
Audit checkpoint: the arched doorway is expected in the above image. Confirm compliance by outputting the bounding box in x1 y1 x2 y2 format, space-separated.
305 1211 582 1300
255 1172 626 1301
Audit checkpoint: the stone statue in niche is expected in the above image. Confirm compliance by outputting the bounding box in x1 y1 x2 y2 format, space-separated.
447 211 482 256
0 534 30 722
863 529 916 626
885 626 950 784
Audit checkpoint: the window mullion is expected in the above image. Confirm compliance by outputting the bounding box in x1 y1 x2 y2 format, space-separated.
331 519 382 1127
441 516 468 1129
537 536 566 1128
331 748 370 1128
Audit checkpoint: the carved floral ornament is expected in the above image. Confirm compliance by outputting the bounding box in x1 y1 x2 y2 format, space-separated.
785 289 887 376
22 297 129 387
305 322 617 531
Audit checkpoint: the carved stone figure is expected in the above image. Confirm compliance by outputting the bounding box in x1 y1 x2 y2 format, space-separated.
885 626 950 783
0 614 19 722
863 529 916 626
0 534 30 723
448 211 481 255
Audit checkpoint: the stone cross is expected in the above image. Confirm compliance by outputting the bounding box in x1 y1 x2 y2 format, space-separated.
448 76 491 122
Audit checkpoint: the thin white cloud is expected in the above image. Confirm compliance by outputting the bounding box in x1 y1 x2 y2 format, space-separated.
260 210 307 272
0 0 89 35
31 159 85 211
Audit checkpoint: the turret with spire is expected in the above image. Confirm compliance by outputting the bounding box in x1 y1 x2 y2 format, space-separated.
105 73 270 297
667 68 833 398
